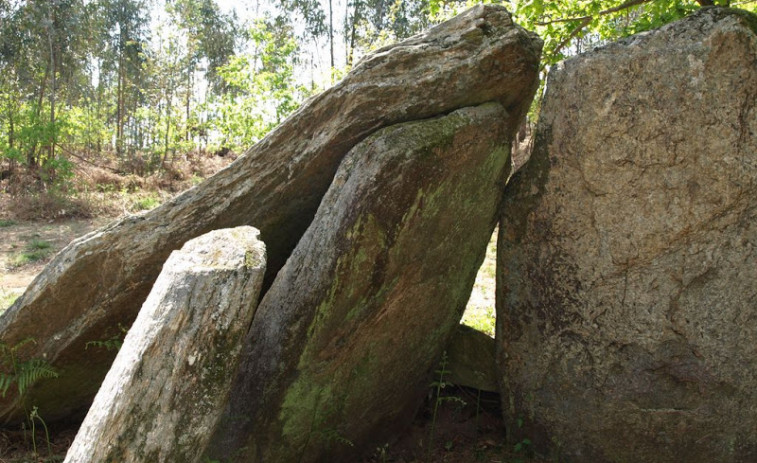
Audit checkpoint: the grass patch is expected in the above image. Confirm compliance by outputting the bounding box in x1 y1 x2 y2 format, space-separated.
28 239 52 251
0 219 17 227
10 239 55 268
461 306 495 337
132 194 161 211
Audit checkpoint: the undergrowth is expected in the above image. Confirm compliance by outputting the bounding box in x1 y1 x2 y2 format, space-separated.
10 239 54 268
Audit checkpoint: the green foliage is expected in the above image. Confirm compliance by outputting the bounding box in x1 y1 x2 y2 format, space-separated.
510 417 534 463
86 324 128 352
210 17 315 152
1 0 755 200
462 306 496 337
427 351 466 460
0 219 17 227
132 194 161 211
0 338 59 399
28 239 52 251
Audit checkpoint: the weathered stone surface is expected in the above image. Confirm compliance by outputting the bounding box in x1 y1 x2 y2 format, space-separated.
208 102 513 462
0 4 541 425
446 325 497 392
497 8 757 463
64 227 265 463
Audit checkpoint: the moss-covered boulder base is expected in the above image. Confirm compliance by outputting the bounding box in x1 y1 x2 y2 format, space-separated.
0 4 541 426
209 103 512 462
497 8 757 463
64 227 266 463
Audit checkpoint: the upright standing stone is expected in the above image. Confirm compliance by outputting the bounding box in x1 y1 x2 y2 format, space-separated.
64 227 265 463
210 103 515 462
0 4 541 425
497 8 757 462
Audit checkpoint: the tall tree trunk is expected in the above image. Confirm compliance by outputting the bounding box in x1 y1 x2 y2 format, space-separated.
329 0 334 72
48 7 56 167
163 87 172 169
28 67 50 168
347 0 360 67
185 66 192 143
117 50 125 158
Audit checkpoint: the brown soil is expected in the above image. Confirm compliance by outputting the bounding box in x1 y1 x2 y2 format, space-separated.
0 217 112 295
358 386 547 463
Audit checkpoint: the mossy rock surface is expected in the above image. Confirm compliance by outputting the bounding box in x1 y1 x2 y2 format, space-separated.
209 102 516 463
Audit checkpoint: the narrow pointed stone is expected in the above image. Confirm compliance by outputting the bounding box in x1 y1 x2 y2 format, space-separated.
64 227 265 463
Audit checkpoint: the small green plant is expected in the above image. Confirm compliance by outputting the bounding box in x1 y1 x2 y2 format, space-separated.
11 237 53 266
0 219 17 227
86 324 128 352
511 417 533 463
28 238 52 251
132 194 161 211
29 405 53 458
427 351 466 461
10 238 55 267
0 338 59 398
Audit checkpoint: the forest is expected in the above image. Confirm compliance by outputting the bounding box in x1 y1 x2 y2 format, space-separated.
0 0 752 211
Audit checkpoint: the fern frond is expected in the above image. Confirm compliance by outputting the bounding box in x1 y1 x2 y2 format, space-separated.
11 337 37 353
0 373 13 397
16 359 58 396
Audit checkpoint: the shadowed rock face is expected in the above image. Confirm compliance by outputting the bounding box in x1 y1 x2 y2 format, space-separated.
63 227 266 463
497 8 757 463
209 103 512 463
0 4 541 426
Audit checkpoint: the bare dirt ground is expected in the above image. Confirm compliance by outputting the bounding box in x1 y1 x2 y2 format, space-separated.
0 217 114 312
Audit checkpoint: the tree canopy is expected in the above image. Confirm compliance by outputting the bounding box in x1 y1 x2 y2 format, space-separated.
0 0 754 192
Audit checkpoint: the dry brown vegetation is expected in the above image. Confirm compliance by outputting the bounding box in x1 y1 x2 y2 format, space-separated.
0 150 236 221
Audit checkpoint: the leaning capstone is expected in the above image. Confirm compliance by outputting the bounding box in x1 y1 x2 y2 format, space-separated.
497 8 757 463
0 3 541 425
64 227 265 463
209 103 514 462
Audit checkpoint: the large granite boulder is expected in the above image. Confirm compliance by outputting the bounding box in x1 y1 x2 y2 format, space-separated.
0 5 542 425
497 8 757 462
63 227 265 463
208 103 513 462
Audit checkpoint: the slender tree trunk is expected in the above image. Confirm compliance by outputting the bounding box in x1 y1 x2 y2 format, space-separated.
163 87 172 169
28 67 50 168
6 96 16 174
185 66 192 143
344 0 350 64
117 53 124 158
329 0 334 72
48 8 56 167
347 0 360 67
